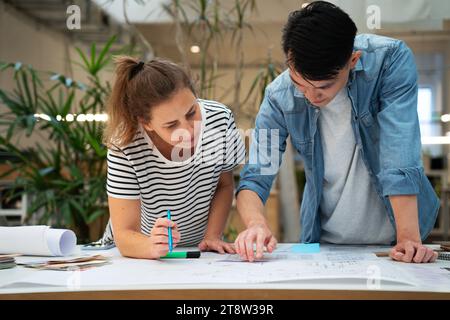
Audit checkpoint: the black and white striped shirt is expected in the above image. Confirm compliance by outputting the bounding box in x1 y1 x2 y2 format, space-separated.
101 100 245 246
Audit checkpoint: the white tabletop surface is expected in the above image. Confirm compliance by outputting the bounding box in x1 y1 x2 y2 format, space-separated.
1 244 449 296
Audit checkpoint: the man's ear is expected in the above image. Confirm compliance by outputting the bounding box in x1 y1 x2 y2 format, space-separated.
349 51 362 69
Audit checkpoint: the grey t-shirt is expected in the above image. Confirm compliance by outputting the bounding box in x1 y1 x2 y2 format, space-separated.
318 88 396 244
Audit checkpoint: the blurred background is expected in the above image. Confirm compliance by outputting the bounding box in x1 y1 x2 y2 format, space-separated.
0 0 449 244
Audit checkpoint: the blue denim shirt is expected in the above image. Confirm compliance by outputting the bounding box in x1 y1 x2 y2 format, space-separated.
237 34 440 243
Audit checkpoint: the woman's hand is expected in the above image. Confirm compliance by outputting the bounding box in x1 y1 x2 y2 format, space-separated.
149 218 181 259
198 238 235 254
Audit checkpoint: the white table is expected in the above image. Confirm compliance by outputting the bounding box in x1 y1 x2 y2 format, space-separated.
1 244 449 299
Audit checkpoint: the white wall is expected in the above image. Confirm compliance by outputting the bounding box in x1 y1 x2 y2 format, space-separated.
0 2 113 149
0 2 88 91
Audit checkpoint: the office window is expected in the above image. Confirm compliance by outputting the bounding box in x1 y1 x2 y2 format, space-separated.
418 87 437 138
418 85 443 156
416 52 444 157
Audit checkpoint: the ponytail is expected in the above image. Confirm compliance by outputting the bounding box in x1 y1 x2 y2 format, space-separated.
103 56 195 149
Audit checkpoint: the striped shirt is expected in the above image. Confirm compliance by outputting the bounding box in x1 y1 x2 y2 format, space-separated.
101 100 245 246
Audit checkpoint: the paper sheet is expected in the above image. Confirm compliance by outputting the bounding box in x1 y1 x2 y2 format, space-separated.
0 226 77 256
2 245 450 291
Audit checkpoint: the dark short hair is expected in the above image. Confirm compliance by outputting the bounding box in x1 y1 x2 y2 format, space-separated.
282 1 357 81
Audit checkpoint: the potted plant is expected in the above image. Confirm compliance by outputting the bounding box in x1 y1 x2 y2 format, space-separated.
0 36 118 243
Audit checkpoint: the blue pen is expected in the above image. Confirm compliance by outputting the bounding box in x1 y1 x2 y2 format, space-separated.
167 210 173 252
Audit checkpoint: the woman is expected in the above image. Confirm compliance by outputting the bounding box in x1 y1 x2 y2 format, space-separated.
100 56 245 259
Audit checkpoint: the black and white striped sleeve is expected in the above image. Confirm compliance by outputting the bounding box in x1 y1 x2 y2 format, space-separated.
222 112 246 172
106 148 141 199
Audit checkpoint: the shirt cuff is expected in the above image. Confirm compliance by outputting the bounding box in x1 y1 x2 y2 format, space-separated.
236 179 271 204
377 166 423 197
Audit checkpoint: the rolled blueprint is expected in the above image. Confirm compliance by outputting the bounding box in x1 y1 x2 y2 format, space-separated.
0 225 77 256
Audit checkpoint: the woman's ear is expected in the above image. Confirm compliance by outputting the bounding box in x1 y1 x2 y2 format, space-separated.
139 118 153 132
143 124 153 132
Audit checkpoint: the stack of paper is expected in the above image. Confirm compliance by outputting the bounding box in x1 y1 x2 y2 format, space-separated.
0 254 19 270
18 255 110 271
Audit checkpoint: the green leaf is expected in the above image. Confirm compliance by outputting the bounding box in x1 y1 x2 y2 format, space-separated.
61 91 75 116
60 201 73 226
69 165 83 180
86 209 106 224
25 114 36 136
0 62 14 71
90 42 96 70
27 196 47 217
96 35 117 70
75 47 90 73
6 119 18 141
20 71 33 112
85 131 106 157
69 198 84 215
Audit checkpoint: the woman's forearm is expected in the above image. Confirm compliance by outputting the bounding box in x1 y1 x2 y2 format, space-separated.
115 230 154 259
204 174 234 239
109 197 156 259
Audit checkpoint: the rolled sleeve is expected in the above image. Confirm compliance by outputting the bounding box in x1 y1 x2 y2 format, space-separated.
377 41 423 197
377 167 423 197
236 174 274 204
236 88 288 204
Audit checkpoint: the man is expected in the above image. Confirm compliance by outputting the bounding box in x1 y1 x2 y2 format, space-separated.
234 1 439 263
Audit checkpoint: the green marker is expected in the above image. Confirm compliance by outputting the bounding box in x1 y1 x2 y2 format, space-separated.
161 251 201 259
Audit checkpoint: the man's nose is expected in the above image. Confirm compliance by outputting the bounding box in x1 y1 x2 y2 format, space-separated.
308 89 321 101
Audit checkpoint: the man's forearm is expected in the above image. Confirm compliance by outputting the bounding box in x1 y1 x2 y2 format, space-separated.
236 189 269 227
389 195 421 242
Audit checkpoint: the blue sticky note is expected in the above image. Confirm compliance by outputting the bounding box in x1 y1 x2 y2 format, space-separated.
290 243 320 254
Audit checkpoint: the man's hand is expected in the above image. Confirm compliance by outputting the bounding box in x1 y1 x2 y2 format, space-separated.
390 240 438 263
389 195 437 263
234 222 277 262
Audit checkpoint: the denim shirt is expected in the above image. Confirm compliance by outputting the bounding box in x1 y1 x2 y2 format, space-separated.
237 34 440 243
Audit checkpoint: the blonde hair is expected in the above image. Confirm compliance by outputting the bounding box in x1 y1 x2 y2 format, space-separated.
103 56 195 148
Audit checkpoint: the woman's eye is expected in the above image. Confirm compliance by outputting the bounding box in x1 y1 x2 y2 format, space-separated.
187 111 196 118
